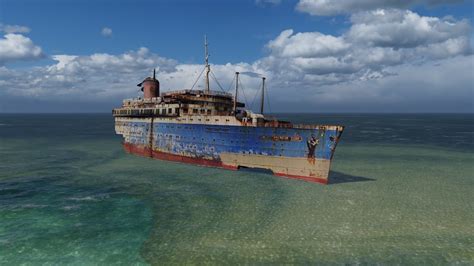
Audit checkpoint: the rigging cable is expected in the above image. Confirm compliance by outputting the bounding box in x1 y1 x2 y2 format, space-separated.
190 66 206 91
225 75 236 93
238 75 249 109
265 79 272 114
210 70 225 92
249 85 259 111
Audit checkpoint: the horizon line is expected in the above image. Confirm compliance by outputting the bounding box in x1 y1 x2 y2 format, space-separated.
0 112 473 115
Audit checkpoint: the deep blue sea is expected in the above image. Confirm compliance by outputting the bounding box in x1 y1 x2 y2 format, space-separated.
0 113 473 264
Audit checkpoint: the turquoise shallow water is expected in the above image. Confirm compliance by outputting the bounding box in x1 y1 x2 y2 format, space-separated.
0 113 473 264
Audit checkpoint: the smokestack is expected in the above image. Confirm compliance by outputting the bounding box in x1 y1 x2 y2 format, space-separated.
138 69 160 99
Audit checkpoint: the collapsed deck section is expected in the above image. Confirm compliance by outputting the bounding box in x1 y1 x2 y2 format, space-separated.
115 117 343 184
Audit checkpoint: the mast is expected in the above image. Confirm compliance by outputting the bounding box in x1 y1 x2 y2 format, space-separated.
260 77 266 114
233 72 239 114
204 35 210 93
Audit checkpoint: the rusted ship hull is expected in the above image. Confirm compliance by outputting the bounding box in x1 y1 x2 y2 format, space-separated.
113 40 345 184
115 116 344 184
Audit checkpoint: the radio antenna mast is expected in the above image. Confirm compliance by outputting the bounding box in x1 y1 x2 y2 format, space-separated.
233 72 239 114
260 77 266 114
204 35 210 93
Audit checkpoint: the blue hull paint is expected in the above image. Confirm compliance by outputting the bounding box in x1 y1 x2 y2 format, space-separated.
124 121 340 161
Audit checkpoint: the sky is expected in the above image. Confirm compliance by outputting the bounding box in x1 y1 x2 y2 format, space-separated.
0 0 473 113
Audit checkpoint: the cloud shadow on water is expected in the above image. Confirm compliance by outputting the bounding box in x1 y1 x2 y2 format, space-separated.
328 171 375 185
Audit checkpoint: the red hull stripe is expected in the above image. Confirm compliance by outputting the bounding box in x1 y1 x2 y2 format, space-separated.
123 143 327 184
123 143 238 170
274 172 328 184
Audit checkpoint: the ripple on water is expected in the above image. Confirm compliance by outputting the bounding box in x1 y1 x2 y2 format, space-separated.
0 113 472 264
0 174 153 265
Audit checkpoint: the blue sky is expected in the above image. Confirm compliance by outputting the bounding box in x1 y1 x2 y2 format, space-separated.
1 0 346 64
0 0 473 112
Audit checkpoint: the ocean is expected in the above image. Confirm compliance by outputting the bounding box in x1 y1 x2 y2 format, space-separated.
0 113 472 264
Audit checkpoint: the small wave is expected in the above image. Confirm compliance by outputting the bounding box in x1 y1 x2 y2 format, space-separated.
394 138 410 141
398 118 424 121
67 196 98 202
14 204 48 209
359 130 382 134
62 205 81 211
67 193 110 202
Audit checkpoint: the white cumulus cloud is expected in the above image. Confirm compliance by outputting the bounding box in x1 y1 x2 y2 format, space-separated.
267 29 349 58
0 33 43 64
101 27 113 37
259 9 472 87
255 0 282 6
0 8 472 113
0 23 31 34
296 0 464 16
348 9 471 48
